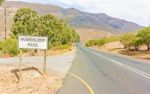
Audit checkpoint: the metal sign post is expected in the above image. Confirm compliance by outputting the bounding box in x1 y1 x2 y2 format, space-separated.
19 49 22 80
43 50 47 74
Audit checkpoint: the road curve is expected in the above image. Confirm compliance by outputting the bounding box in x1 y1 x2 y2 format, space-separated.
0 51 76 73
59 45 150 94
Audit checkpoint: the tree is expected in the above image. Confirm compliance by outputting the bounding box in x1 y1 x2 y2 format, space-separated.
130 35 143 51
120 33 135 49
39 14 80 48
0 0 4 5
12 8 39 36
12 8 80 49
120 32 143 51
137 27 150 51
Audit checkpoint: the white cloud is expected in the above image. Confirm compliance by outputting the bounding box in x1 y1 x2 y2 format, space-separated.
52 0 150 26
8 0 150 26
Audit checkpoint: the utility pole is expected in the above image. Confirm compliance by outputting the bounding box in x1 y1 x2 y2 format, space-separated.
4 6 7 40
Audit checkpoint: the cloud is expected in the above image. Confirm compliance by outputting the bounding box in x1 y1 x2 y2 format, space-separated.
56 0 150 26
8 0 150 26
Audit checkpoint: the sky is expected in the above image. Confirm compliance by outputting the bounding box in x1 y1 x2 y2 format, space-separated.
8 0 150 26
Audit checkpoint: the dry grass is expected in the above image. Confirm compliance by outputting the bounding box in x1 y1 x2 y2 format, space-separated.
23 45 74 56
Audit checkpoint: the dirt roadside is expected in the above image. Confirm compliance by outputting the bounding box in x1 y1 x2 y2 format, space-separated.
93 42 150 61
0 49 76 94
0 64 64 94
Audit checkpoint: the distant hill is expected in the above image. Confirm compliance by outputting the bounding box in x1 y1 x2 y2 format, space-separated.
0 1 143 42
3 1 143 32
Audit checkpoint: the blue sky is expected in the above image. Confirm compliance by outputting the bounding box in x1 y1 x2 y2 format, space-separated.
8 0 150 26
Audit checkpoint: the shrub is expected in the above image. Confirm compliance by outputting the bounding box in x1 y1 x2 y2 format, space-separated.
120 33 135 49
0 38 19 56
137 27 150 51
53 44 70 50
85 36 119 47
120 32 143 50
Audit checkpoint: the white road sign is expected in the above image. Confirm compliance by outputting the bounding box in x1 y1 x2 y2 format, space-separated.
18 36 48 49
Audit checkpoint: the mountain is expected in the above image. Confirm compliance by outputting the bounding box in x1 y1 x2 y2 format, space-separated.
0 1 143 42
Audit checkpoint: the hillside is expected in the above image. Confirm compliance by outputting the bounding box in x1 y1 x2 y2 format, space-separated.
0 1 143 42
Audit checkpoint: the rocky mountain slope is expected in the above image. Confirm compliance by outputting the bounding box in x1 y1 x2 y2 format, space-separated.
0 1 143 42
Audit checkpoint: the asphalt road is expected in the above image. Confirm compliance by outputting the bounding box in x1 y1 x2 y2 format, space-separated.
0 51 75 73
59 45 150 94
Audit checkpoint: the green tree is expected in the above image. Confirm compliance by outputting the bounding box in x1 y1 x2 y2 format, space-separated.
12 8 39 36
0 0 4 5
130 35 143 51
120 33 134 49
39 14 80 48
120 32 143 51
12 8 80 49
137 27 150 51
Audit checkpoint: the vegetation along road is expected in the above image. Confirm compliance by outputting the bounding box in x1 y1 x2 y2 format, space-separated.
59 44 150 94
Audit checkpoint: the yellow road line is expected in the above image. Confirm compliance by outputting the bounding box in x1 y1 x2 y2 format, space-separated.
68 72 95 94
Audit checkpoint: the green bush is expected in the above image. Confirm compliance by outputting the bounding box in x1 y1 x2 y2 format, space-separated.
86 27 150 51
0 0 4 5
120 33 135 49
0 38 19 56
54 44 70 50
137 27 150 51
120 32 144 50
85 36 119 47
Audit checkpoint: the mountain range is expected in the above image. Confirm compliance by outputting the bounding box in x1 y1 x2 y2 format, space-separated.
1 1 143 42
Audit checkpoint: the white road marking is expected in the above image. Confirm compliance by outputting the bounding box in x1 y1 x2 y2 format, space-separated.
84 48 150 80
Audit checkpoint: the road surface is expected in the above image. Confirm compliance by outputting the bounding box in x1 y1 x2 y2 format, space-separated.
59 45 150 94
0 51 76 74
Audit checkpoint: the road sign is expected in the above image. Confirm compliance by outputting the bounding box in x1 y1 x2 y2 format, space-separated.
18 36 48 50
18 36 48 80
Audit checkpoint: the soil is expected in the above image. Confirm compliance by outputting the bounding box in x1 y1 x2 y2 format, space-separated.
93 42 150 61
0 64 64 94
